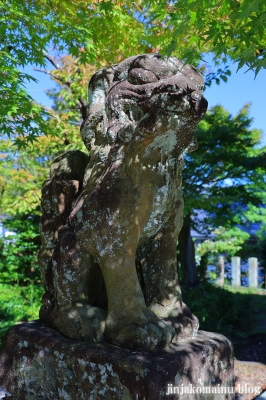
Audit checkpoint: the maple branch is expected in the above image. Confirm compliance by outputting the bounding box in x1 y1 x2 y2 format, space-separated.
44 53 60 69
33 68 52 75
33 68 72 88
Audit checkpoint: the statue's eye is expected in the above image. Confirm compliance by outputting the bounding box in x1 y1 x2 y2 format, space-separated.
128 68 158 85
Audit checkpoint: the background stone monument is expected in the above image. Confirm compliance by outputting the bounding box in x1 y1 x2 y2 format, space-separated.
0 54 234 399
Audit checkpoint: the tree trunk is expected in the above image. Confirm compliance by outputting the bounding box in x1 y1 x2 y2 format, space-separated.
178 216 200 287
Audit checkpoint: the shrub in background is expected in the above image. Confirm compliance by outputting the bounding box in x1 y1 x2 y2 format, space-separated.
0 214 41 285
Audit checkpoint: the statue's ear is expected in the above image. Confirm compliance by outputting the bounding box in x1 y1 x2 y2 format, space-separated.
107 117 136 144
80 67 115 150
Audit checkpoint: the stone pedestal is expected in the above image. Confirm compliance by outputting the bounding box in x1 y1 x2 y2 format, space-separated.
0 321 234 399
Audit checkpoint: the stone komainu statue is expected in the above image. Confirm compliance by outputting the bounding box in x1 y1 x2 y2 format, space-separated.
39 54 208 351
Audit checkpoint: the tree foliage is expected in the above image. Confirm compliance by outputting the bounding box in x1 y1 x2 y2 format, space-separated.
0 0 92 145
0 0 148 144
1 1 266 288
0 53 92 285
0 62 89 285
196 226 250 257
145 0 266 74
0 130 86 216
183 104 265 226
1 0 265 144
0 215 41 284
178 104 266 286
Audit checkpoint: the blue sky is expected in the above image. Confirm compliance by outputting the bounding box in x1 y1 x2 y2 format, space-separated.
205 62 266 146
24 60 266 146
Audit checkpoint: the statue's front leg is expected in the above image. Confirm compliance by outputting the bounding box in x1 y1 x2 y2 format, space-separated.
40 225 106 342
98 247 176 351
75 183 175 350
137 229 199 342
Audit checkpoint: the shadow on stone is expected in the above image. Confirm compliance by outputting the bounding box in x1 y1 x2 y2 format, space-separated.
0 321 234 399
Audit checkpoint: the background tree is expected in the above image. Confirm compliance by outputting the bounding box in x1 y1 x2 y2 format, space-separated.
195 226 250 280
145 0 266 74
0 0 148 144
0 130 83 284
0 215 41 284
1 0 266 287
178 104 266 286
1 0 266 355
2 54 265 287
1 0 265 145
0 54 92 284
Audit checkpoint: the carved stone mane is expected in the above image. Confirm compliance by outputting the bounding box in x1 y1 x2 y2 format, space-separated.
39 54 207 351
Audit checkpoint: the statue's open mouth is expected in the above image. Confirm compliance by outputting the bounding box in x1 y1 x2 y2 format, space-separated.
114 80 208 120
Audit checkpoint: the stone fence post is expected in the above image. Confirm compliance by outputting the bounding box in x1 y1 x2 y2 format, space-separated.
232 256 241 287
248 257 258 288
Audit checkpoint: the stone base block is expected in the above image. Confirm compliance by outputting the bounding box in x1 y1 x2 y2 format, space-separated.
0 321 234 399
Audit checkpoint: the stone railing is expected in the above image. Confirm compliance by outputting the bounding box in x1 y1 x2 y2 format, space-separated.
214 256 265 288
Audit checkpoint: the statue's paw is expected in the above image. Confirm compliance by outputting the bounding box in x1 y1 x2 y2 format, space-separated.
165 311 199 343
105 312 175 351
151 302 199 342
43 304 106 343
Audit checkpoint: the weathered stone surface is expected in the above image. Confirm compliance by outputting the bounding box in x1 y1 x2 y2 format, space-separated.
39 150 91 331
39 54 208 351
0 321 234 400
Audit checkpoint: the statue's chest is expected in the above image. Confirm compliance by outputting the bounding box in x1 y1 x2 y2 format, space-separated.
140 159 182 237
